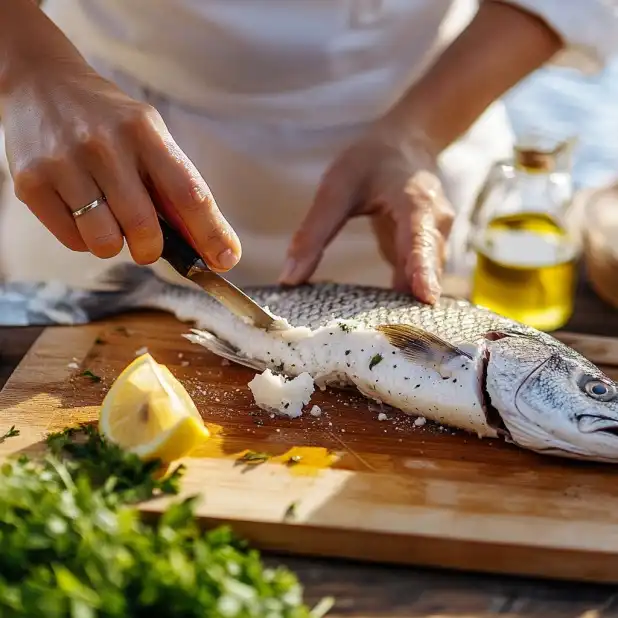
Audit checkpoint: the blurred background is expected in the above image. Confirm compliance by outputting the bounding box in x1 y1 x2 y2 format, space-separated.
505 55 618 190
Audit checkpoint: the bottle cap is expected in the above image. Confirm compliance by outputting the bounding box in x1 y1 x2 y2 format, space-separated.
513 134 576 172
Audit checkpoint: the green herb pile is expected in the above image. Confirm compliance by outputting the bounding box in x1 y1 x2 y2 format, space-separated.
0 425 332 618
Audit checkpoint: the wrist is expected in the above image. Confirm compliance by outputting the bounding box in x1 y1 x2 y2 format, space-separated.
382 97 444 159
0 0 87 103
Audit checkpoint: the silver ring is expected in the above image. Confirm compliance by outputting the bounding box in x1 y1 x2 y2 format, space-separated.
72 196 107 219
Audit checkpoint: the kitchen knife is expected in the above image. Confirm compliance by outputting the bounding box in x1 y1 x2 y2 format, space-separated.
146 180 277 330
158 215 277 330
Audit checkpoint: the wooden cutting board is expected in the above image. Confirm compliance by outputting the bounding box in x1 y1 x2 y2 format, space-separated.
2 312 618 584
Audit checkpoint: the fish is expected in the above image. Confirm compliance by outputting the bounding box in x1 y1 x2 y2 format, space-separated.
1 263 618 463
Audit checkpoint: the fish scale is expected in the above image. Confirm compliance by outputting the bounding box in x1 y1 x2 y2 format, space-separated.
245 282 519 344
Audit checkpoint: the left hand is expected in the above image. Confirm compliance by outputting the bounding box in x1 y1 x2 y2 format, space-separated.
278 125 455 304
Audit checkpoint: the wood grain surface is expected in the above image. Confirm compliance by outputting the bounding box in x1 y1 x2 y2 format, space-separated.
2 312 618 586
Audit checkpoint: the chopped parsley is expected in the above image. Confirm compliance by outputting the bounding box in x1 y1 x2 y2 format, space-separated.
0 424 331 617
369 354 383 370
235 451 272 466
45 423 184 503
80 369 102 383
284 501 298 521
0 425 19 445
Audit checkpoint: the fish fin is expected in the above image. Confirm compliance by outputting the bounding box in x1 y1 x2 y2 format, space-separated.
376 324 473 365
183 329 267 372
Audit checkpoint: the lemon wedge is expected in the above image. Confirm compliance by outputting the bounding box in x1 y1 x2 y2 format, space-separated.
99 353 209 462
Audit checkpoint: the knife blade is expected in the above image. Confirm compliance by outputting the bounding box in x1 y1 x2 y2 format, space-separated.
145 179 276 330
145 178 278 330
157 214 277 330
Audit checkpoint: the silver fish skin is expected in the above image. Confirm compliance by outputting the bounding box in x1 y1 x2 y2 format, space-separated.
1 264 618 463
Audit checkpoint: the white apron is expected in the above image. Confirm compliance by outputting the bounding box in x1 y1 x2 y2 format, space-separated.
0 0 516 288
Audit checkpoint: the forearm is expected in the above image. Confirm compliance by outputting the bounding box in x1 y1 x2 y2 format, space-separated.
0 0 87 102
392 0 563 153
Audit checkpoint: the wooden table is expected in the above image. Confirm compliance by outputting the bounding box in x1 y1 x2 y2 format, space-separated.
2 272 618 617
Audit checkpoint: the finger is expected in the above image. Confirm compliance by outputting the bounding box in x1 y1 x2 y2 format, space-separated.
369 215 408 292
399 205 443 304
140 135 240 272
21 188 88 252
89 154 163 266
53 167 124 259
279 156 361 285
392 172 451 303
389 180 442 302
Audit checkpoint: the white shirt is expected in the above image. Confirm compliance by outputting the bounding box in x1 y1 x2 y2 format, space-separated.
1 0 616 288
43 0 618 120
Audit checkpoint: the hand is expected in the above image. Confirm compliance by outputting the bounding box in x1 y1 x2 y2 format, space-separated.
279 125 454 303
1 59 241 270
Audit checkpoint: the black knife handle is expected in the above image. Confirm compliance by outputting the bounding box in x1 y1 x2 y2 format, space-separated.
158 215 203 276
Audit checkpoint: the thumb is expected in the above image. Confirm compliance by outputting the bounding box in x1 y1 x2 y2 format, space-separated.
279 161 359 285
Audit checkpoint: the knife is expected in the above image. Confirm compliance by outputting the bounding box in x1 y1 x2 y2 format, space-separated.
158 215 277 330
147 182 277 330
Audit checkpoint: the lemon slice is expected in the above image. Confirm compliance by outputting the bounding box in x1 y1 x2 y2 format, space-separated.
99 353 209 462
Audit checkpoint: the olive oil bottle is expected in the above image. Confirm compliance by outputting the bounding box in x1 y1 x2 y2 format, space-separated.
469 139 580 332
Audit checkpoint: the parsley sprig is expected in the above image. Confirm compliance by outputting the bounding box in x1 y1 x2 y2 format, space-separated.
0 426 19 445
0 424 332 617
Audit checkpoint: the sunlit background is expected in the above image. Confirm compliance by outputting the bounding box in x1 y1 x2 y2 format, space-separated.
505 55 618 189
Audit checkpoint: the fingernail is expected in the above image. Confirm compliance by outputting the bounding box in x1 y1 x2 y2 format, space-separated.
215 248 240 270
279 258 300 284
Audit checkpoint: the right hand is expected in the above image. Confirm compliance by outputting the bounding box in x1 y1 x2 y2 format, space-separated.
0 58 241 271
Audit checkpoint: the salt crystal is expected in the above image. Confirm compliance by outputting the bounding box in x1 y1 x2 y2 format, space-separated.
413 417 427 427
378 412 388 421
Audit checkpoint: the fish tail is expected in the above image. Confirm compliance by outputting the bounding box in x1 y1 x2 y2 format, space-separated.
0 264 171 327
77 264 171 321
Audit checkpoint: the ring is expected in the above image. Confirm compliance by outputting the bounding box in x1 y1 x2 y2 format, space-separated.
72 196 107 219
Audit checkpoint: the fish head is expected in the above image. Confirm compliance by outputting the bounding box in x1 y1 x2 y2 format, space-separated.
484 330 618 462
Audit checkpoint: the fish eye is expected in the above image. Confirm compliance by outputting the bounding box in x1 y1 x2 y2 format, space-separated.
583 379 616 402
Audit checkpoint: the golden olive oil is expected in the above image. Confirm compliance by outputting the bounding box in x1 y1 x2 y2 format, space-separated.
471 212 578 331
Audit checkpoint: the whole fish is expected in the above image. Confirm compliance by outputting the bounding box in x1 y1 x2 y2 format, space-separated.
1 264 617 463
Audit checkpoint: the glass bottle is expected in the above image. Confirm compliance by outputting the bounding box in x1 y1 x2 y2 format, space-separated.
468 137 580 332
